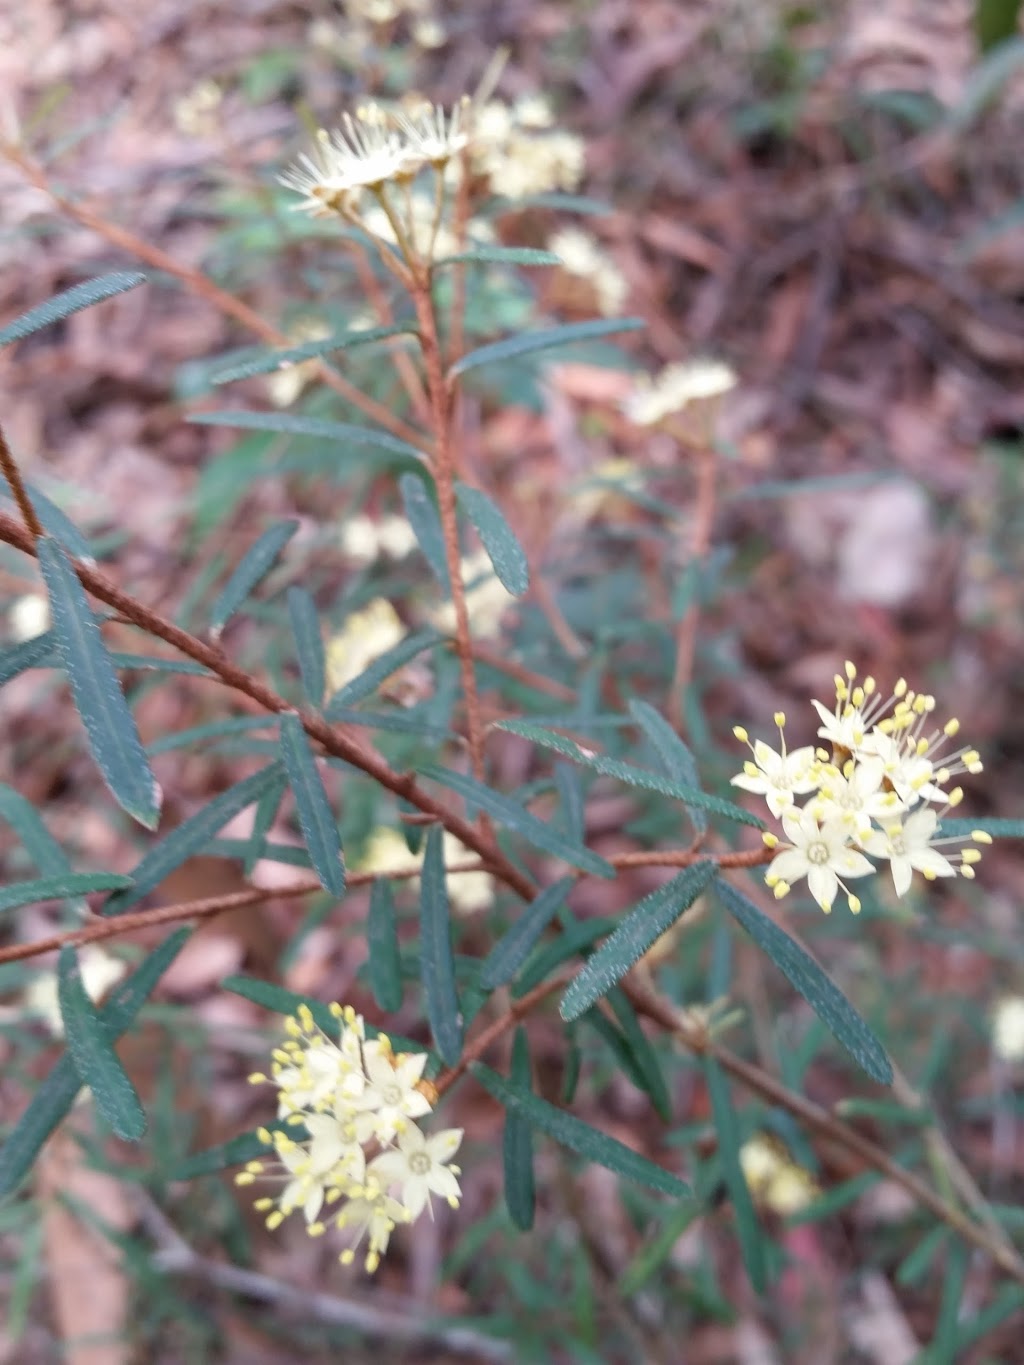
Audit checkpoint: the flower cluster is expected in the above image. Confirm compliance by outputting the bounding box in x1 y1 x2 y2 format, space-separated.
621 358 737 429
548 226 627 317
357 824 495 915
731 664 990 914
238 1004 462 1272
467 95 586 200
739 1134 819 1216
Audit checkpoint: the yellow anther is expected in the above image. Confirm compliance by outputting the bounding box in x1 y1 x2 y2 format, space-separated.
733 725 749 743
948 787 964 806
266 1211 285 1230
774 711 786 729
772 880 790 900
944 718 960 737
961 865 976 879
972 830 993 844
962 849 982 864
254 1198 273 1211
235 1172 256 1186
307 1222 327 1237
894 678 907 697
848 894 862 915
762 832 779 849
247 1073 268 1085
851 687 864 708
863 677 876 695
845 660 857 680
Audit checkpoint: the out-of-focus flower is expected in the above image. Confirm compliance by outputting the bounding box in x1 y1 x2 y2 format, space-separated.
173 80 222 138
325 599 405 696
548 227 627 316
355 825 494 915
8 592 49 642
466 97 585 200
429 550 515 642
732 663 992 913
622 359 737 428
740 1136 819 1215
339 513 418 566
266 319 332 407
23 946 126 1037
238 1003 461 1272
992 996 1024 1063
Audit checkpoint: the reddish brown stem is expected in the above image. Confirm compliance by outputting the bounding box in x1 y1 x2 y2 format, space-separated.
668 443 716 732
0 422 43 540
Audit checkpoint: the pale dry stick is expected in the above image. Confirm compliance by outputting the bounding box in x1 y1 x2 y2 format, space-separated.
667 440 717 733
136 1191 511 1361
0 509 529 898
0 140 427 455
409 280 489 789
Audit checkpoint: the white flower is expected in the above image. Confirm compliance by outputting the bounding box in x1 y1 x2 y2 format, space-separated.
548 227 627 316
622 359 737 427
731 719 819 819
766 807 874 914
351 1038 433 1143
394 98 470 165
859 807 957 898
429 550 515 642
270 1003 367 1114
368 1124 463 1219
810 698 870 753
334 1188 411 1273
23 946 126 1037
812 757 901 836
8 592 50 642
992 997 1024 1063
339 513 418 566
276 1121 366 1224
280 110 410 217
355 826 494 915
325 599 406 695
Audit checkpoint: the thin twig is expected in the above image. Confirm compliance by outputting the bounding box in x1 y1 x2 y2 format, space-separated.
668 441 716 732
0 421 43 539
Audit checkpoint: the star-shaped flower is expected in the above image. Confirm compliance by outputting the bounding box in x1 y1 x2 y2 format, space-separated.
766 807 874 913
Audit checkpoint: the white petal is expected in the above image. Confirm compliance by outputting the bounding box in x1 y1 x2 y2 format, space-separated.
806 866 838 912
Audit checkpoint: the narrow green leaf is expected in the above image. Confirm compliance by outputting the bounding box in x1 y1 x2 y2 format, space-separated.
480 877 574 989
514 918 616 998
704 1056 766 1292
933 1239 969 1360
555 763 585 844
438 246 563 267
188 410 428 463
286 586 325 705
938 817 1024 839
497 720 764 828
975 0 1024 55
472 1063 690 1198
145 715 275 756
419 765 614 879
243 773 288 876
0 631 58 687
278 713 345 895
0 483 96 564
38 537 161 829
715 877 893 1085
953 33 1024 127
0 872 132 916
503 1030 536 1230
0 785 83 912
896 1225 950 1287
108 653 212 678
209 520 298 634
628 699 707 834
222 974 336 1033
399 473 450 589
455 483 529 596
620 1200 704 1296
0 272 146 348
104 763 284 915
0 929 189 1197
561 862 717 1021
210 324 410 384
450 318 645 378
367 879 403 1011
325 628 442 711
833 1097 934 1127
420 827 463 1066
323 706 452 739
57 947 146 1141
606 987 672 1121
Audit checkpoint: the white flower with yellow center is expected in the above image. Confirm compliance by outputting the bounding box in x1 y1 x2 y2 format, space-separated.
766 808 874 914
368 1124 463 1219
350 1038 433 1143
812 757 901 837
280 110 410 217
335 1187 411 1273
859 808 957 898
395 98 469 165
731 717 818 819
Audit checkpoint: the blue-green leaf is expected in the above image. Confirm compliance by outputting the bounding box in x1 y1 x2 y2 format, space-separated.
0 786 84 912
472 1063 690 1197
367 879 403 1011
104 763 285 915
0 631 58 687
173 1127 276 1179
38 537 161 830
0 272 146 348
715 877 893 1085
704 1056 767 1291
628 699 707 834
419 765 614 879
0 872 132 917
480 877 575 989
325 628 442 711
57 946 145 1141
420 827 462 1066
188 411 428 464
0 928 189 1197
108 653 212 678
497 719 763 828
503 1030 536 1230
555 763 585 844
938 817 1024 839
209 520 298 635
399 474 450 590
0 483 96 564
243 772 288 876
278 713 345 896
438 246 563 268
450 318 645 378
455 482 529 596
286 586 325 705
560 862 716 1021
210 324 411 383
145 716 275 756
